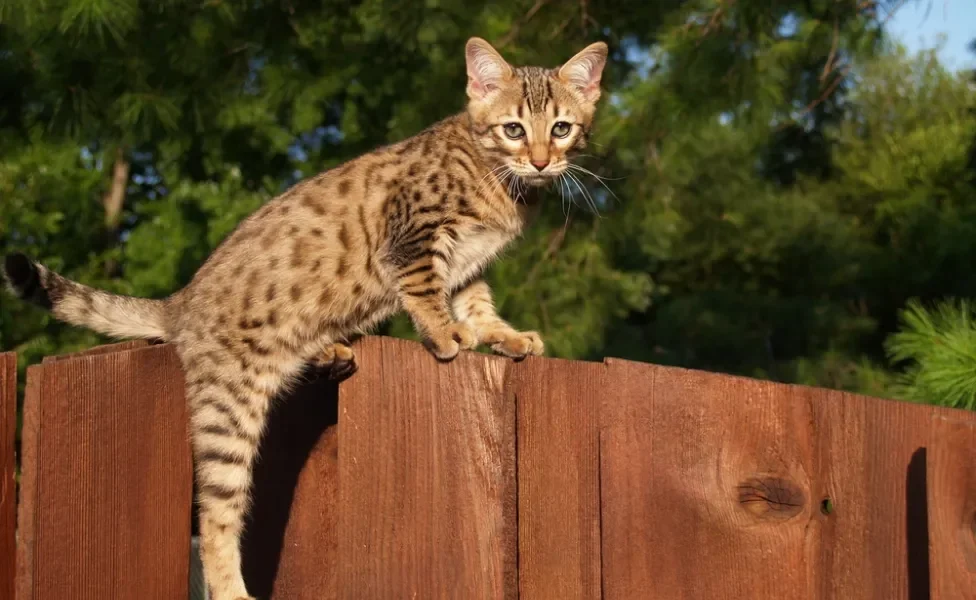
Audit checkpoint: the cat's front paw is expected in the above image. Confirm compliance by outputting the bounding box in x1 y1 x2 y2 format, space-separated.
311 342 358 381
425 322 477 361
481 328 544 360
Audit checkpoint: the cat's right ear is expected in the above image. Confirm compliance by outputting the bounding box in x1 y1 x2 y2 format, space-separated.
465 37 513 100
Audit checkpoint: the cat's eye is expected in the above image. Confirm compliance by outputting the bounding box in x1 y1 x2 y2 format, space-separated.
502 123 525 139
551 122 572 138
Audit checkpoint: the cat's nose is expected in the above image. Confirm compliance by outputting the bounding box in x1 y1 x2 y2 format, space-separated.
530 159 550 171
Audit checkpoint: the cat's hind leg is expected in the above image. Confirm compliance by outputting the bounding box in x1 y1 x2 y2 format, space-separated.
182 347 297 600
311 341 358 381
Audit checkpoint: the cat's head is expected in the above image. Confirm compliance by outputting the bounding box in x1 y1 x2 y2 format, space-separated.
465 37 607 188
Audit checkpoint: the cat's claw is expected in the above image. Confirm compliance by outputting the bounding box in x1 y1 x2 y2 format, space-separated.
481 328 544 360
312 342 358 381
426 322 478 361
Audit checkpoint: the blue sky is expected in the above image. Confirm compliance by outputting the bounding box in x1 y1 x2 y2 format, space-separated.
887 0 975 70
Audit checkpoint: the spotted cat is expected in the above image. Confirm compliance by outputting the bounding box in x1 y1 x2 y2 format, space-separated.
2 37 608 600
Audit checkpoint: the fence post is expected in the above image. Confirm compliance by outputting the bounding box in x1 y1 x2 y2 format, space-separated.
927 416 976 600
240 368 341 599
336 337 517 599
1 353 16 600
600 360 818 599
14 344 192 599
513 357 603 600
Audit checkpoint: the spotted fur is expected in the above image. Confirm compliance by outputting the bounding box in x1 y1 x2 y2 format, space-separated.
2 37 607 600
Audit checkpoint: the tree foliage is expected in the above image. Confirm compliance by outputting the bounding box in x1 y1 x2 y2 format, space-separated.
886 299 976 411
1 0 974 410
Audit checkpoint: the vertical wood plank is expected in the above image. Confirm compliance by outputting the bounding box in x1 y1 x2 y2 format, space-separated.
0 353 16 600
15 344 192 599
513 357 602 600
927 416 976 600
242 373 341 600
600 360 818 599
337 337 517 599
811 391 975 598
16 365 42 600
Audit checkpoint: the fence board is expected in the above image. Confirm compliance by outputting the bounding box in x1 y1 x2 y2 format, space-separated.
600 360 818 599
337 337 517 599
811 390 976 598
41 340 149 363
15 344 192 600
16 365 42 600
1 353 16 600
927 416 976 600
242 371 341 600
812 389 922 597
513 357 602 600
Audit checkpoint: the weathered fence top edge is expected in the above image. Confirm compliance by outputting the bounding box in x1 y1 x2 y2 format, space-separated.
9 334 976 420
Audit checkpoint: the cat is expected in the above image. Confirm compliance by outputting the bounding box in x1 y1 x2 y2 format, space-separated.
2 37 607 600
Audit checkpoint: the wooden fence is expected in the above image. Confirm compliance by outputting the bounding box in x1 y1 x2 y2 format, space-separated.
1 335 974 599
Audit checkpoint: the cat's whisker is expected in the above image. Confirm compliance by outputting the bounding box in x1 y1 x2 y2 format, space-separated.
567 162 627 182
493 166 514 191
475 164 511 199
563 171 588 211
566 171 602 217
567 164 622 207
557 174 572 219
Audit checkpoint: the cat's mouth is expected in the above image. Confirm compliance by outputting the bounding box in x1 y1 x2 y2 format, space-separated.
521 173 552 187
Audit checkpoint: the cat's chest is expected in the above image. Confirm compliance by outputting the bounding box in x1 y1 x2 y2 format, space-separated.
447 226 516 288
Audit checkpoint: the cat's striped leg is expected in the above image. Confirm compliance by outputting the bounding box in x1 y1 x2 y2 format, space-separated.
451 278 544 358
395 248 476 360
183 348 284 600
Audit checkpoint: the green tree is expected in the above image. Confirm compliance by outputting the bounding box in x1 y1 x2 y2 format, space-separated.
5 0 973 415
885 299 976 410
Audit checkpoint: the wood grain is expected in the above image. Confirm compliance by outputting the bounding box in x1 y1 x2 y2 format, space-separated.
41 340 149 363
242 370 341 600
16 365 42 600
0 352 16 600
336 337 517 599
512 356 602 600
600 360 818 599
810 389 975 598
15 344 192 599
10 335 976 599
927 416 976 600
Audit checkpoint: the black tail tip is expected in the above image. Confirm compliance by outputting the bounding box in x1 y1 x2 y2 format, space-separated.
4 253 35 290
3 253 51 308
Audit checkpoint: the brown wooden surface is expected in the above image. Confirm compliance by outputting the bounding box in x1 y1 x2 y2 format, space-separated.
600 360 818 599
15 344 192 600
10 335 976 599
600 358 976 599
16 365 42 600
927 416 976 600
805 386 970 598
242 370 341 600
336 336 517 599
41 339 148 363
0 353 16 600
513 357 602 600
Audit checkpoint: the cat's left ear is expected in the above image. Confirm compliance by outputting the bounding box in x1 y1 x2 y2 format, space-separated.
557 41 608 103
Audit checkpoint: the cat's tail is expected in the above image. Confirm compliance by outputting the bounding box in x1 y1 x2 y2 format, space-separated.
3 253 170 341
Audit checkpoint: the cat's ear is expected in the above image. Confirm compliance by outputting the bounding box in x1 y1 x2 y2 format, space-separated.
465 37 513 100
557 41 608 103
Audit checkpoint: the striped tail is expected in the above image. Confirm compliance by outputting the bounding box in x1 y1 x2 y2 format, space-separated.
3 253 169 341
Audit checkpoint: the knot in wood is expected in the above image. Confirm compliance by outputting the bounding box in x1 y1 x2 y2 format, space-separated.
736 476 806 521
